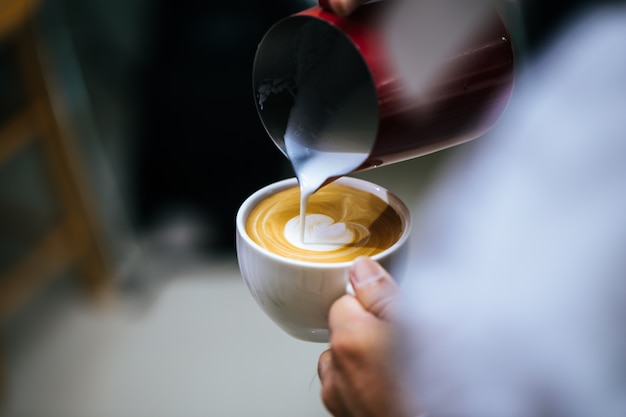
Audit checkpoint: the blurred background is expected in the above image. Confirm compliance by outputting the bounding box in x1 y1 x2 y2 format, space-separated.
0 0 600 415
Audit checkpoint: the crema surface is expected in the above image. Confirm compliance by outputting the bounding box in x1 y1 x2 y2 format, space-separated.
246 184 403 263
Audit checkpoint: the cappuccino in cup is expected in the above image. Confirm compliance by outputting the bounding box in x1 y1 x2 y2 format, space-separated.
246 183 404 263
236 176 410 342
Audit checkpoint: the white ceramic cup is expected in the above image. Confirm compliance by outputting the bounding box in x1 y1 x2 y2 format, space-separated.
236 176 411 342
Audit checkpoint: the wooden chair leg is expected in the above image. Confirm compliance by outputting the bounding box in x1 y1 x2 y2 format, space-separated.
17 21 114 301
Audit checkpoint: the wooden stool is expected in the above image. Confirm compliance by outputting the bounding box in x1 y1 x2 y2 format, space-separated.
0 0 113 399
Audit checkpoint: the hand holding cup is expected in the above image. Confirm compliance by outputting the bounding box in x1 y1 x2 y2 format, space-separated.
235 176 411 342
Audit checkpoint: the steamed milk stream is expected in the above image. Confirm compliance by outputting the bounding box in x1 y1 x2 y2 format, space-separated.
244 144 405 262
253 18 379 250
283 89 371 245
246 99 404 262
287 142 368 243
255 19 381 253
281 19 377 244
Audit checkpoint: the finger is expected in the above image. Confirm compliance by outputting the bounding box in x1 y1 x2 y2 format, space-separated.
318 0 363 17
318 349 352 417
349 256 402 321
327 294 372 335
317 349 332 382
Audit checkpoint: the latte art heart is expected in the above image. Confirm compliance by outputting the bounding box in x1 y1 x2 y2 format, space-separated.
285 214 364 251
246 183 403 263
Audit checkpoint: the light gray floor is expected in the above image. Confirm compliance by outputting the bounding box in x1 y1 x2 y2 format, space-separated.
0 154 450 417
2 256 330 417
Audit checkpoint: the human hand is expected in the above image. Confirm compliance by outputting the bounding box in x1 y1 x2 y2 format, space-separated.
318 0 365 17
317 256 418 417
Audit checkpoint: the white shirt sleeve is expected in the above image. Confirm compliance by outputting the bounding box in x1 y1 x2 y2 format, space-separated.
399 5 626 417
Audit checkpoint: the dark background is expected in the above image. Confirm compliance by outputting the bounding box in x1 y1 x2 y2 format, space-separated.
54 0 612 257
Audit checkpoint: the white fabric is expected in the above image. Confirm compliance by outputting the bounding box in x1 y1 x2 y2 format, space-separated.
399 4 626 417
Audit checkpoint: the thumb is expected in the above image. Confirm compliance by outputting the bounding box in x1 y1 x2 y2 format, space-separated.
349 256 401 321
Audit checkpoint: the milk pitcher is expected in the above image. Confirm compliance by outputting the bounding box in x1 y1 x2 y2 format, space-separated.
252 0 515 184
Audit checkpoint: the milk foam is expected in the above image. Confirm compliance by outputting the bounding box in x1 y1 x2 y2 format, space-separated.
285 214 354 251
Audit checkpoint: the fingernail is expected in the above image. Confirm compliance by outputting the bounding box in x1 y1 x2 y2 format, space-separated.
350 256 385 288
318 0 331 10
